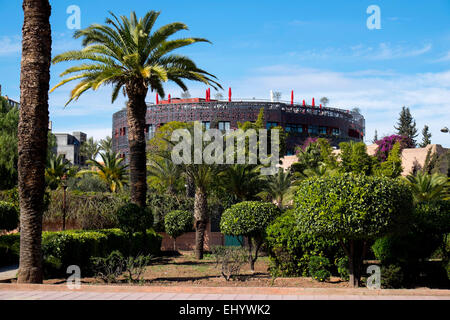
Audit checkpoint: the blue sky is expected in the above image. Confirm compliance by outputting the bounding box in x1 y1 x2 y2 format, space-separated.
0 0 449 146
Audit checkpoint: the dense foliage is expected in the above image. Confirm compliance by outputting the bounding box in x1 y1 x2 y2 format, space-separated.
0 201 19 231
295 173 413 287
0 97 19 190
116 203 154 235
164 210 193 240
0 229 162 276
265 210 343 277
375 135 413 162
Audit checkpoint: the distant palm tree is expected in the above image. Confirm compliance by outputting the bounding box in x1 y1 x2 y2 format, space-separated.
219 164 261 202
17 0 52 284
80 137 100 161
406 172 448 203
147 157 182 195
258 168 295 208
45 154 74 190
51 11 221 208
78 151 128 193
99 136 113 153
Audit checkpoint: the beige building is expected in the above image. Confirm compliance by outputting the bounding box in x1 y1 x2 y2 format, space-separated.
280 144 449 176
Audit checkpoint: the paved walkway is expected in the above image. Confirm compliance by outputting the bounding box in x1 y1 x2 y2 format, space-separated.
0 284 449 300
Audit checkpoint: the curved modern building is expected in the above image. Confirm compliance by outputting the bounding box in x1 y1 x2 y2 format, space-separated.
112 97 365 158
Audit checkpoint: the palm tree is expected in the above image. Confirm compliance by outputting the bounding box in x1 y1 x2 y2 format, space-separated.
99 136 113 153
78 151 128 193
258 168 295 208
406 172 448 203
80 137 100 161
219 164 261 202
17 0 52 284
45 154 73 190
51 11 221 208
147 157 182 195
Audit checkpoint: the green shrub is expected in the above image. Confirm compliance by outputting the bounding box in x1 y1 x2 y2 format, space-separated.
295 173 413 287
164 210 193 249
0 228 162 276
147 193 194 232
335 256 349 281
381 264 404 289
265 210 343 277
44 190 126 230
0 201 19 231
308 256 331 282
116 203 154 235
220 201 280 271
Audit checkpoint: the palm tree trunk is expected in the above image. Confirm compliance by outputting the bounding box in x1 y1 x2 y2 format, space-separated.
17 0 52 284
126 81 148 208
194 186 208 260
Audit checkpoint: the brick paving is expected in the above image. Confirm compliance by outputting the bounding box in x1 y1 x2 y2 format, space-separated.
0 284 449 300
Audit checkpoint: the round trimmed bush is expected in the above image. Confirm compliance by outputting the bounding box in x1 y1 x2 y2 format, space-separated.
116 203 154 235
164 210 193 240
0 201 19 231
220 201 280 238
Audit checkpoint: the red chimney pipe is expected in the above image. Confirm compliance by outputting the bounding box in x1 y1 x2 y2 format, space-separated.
156 93 159 105
291 90 294 105
303 100 306 106
228 87 232 102
312 98 315 107
208 88 211 101
168 94 171 103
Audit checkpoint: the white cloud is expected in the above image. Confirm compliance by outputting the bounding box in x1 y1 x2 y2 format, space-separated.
0 36 21 56
433 51 450 63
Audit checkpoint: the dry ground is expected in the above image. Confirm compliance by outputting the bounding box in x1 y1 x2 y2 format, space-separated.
42 251 350 288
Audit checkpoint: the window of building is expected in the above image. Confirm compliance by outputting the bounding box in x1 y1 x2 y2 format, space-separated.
332 128 340 136
308 125 319 135
285 124 303 134
319 126 327 135
218 121 230 131
266 122 278 129
202 121 211 130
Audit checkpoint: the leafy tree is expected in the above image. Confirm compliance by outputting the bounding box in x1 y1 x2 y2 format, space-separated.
320 97 329 107
419 125 432 148
375 142 403 178
295 173 413 287
339 141 374 175
80 137 100 161
0 201 19 232
406 172 448 204
220 201 280 271
116 203 153 236
0 97 19 190
395 106 418 147
51 11 221 208
375 134 413 162
164 210 193 250
78 151 129 193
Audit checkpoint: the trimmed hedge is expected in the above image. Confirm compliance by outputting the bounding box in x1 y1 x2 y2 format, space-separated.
164 210 194 240
0 229 162 277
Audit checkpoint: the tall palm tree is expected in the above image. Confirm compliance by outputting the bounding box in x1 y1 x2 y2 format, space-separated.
17 0 52 284
51 11 221 208
78 151 128 193
258 168 295 208
406 172 448 203
80 137 100 161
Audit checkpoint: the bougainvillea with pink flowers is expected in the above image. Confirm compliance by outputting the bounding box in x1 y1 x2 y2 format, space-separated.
375 135 414 162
